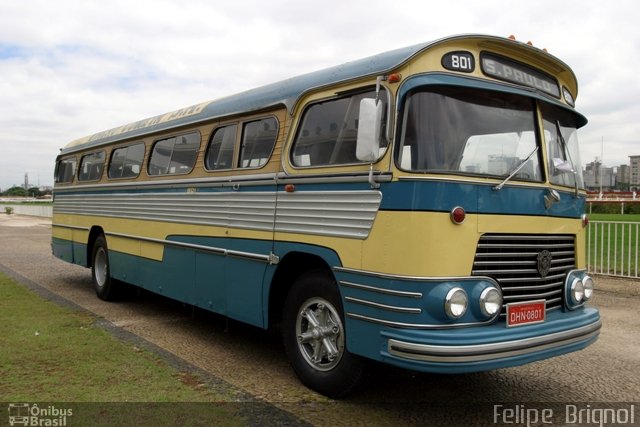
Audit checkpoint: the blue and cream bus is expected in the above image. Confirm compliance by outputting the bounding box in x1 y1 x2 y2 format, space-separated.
52 34 601 397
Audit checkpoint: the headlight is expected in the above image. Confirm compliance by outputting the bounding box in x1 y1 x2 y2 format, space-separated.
570 278 585 305
582 275 594 301
479 286 502 318
445 287 468 319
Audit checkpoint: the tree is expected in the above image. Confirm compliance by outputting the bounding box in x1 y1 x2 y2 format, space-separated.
4 186 28 197
27 187 42 197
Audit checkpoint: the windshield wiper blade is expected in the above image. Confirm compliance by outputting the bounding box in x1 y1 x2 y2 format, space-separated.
493 146 539 191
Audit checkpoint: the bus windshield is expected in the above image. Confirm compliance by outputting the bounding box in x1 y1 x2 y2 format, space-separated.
397 86 543 182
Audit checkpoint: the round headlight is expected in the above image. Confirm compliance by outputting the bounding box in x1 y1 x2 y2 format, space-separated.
582 276 594 301
570 278 585 305
479 287 503 318
445 288 468 319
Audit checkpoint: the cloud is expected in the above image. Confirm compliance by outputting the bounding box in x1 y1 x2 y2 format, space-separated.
0 0 638 189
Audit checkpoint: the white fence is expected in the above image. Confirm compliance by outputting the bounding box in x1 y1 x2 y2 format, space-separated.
2 204 52 218
587 221 640 278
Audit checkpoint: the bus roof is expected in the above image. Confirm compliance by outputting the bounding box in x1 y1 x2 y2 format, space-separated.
61 34 578 155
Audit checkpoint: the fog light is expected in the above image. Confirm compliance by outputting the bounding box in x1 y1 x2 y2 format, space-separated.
570 278 585 305
479 287 502 318
582 275 594 301
445 288 468 319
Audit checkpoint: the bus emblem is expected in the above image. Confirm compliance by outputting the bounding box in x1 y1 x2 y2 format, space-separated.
537 250 553 278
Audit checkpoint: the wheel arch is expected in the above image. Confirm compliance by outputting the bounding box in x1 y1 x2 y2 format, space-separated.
86 226 105 268
267 250 339 330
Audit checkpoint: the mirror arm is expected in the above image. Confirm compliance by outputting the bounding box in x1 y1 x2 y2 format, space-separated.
368 164 380 189
375 75 385 104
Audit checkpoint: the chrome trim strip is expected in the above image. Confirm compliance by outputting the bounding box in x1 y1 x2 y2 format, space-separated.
276 172 393 185
347 312 496 330
54 189 381 240
344 296 422 314
340 280 422 298
53 173 278 193
51 223 91 231
105 231 274 263
334 266 499 284
387 319 601 362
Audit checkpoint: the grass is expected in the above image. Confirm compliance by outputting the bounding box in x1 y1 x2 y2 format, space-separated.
0 272 246 426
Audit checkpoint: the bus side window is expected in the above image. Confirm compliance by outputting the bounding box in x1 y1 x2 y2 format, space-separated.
78 151 106 181
205 125 237 171
108 143 145 179
148 132 200 176
239 117 278 168
291 89 387 167
54 157 77 183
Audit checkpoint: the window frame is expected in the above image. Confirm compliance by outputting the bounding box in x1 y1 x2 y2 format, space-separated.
77 151 106 182
147 131 201 177
204 123 238 172
238 116 279 170
107 142 146 180
289 86 390 170
394 85 544 184
54 156 77 184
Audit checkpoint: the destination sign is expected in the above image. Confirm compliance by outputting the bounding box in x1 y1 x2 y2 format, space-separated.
481 52 560 98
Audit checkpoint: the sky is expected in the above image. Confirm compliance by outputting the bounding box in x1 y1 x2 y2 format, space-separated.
0 0 638 190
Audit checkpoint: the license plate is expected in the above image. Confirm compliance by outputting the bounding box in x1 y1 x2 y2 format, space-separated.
506 300 546 327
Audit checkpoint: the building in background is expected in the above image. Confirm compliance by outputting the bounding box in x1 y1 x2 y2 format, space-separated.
630 155 640 191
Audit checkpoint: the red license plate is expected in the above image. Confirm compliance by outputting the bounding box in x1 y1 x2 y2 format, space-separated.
506 300 546 327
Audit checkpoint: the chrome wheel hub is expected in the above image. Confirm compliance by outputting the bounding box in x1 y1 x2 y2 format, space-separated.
296 297 345 371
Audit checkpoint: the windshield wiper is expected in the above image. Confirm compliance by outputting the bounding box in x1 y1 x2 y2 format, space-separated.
493 146 539 191
555 120 579 197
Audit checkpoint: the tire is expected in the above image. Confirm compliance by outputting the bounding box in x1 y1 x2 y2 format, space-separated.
91 235 118 301
282 270 365 398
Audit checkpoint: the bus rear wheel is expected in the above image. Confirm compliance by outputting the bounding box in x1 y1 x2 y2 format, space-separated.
91 235 118 301
282 270 364 398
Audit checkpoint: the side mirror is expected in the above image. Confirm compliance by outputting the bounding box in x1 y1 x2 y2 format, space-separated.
356 98 383 162
553 157 574 174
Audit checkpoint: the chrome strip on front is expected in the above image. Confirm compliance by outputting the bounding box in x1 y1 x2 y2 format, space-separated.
387 319 601 362
345 296 422 314
347 312 497 330
339 280 423 298
335 266 499 284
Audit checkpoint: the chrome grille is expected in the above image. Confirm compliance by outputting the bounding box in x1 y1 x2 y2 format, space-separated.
472 234 575 316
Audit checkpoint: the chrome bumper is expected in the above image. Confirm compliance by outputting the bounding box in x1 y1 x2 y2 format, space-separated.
388 319 602 363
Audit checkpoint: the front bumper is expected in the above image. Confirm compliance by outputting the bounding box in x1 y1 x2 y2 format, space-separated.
379 307 601 373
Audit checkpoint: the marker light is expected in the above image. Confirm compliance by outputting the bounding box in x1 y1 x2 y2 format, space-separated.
387 73 402 83
450 206 466 224
582 214 589 228
445 288 468 319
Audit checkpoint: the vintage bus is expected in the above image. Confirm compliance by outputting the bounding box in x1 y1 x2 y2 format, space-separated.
52 34 601 397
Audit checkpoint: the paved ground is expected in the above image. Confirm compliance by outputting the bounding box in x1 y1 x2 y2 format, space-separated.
1 214 639 426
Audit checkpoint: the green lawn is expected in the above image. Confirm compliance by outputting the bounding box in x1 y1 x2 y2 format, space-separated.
0 273 246 425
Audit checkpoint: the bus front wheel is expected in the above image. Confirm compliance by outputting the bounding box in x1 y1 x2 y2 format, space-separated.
91 235 117 301
282 270 364 397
